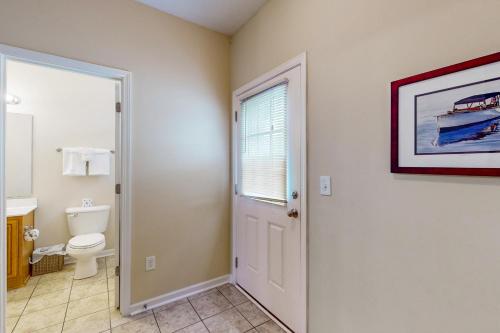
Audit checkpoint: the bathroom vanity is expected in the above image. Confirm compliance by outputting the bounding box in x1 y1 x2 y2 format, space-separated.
7 199 37 290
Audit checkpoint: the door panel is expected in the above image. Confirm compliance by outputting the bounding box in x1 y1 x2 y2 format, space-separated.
235 65 302 331
268 222 284 288
245 215 259 272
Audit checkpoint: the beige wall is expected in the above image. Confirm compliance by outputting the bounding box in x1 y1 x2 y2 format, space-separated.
231 0 500 332
6 60 116 250
0 0 231 303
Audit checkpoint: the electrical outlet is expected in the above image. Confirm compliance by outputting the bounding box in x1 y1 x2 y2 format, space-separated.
145 256 156 271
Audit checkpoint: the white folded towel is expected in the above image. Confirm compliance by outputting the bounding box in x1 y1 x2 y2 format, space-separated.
84 148 112 176
62 148 86 176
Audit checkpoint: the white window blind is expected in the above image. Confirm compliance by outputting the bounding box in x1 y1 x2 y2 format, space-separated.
239 82 288 203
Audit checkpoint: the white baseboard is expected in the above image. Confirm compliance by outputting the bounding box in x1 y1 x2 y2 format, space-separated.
64 248 115 265
128 274 230 316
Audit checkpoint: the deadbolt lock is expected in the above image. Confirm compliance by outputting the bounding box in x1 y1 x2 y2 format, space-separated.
291 191 298 199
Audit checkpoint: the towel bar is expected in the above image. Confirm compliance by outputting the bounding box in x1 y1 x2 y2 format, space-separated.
56 148 115 154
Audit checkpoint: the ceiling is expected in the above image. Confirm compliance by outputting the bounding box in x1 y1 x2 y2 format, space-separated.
137 0 268 35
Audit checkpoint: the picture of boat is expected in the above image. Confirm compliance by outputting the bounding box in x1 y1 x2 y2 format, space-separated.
436 92 500 133
415 78 500 155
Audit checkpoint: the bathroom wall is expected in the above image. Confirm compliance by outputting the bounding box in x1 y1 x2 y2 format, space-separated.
7 60 116 250
230 0 500 332
0 0 231 304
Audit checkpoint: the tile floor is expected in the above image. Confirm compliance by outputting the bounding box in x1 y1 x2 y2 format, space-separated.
6 256 286 333
7 256 116 333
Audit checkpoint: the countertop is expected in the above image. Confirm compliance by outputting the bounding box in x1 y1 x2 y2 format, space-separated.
6 198 37 217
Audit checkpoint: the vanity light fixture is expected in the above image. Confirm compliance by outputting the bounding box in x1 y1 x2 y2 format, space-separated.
6 93 21 105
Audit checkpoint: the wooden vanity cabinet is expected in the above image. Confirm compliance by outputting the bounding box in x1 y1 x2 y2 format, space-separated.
7 211 34 290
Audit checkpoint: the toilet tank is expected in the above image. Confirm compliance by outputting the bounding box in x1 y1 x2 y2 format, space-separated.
66 205 111 236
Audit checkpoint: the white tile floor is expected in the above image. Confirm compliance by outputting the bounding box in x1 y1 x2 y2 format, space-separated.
6 257 286 333
7 256 117 333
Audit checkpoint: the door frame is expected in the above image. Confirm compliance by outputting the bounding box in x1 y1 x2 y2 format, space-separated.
231 53 307 333
0 44 134 333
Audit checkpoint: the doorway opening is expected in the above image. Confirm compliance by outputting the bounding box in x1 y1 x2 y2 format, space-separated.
0 44 132 333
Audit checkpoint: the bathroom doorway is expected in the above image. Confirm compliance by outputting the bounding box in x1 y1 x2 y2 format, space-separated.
0 45 132 332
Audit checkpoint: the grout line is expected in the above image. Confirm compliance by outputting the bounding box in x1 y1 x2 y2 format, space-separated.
110 301 154 330
60 273 74 332
64 308 111 325
9 316 21 333
111 311 152 332
217 285 256 330
220 284 275 331
29 272 76 299
190 291 236 322
28 285 73 298
107 306 112 332
16 276 40 318
234 306 257 329
234 285 287 332
9 260 115 333
187 287 219 302
7 277 69 332
187 295 211 332
15 298 70 315
151 309 162 331
64 261 108 328
184 305 235 323
149 286 254 333
68 289 109 304
104 255 114 333
235 302 271 330
59 305 118 333
6 278 38 327
106 271 112 333
12 293 70 332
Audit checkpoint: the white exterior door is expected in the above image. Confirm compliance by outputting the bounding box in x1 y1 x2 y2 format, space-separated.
234 64 303 332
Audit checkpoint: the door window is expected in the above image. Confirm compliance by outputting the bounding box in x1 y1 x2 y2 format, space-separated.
239 83 288 203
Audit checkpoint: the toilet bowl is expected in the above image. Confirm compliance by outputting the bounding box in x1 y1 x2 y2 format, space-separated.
67 233 106 279
65 205 110 280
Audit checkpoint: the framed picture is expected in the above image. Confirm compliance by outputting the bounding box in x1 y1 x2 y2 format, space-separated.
391 52 500 176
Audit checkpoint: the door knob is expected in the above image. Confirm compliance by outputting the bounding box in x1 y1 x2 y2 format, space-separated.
287 208 299 218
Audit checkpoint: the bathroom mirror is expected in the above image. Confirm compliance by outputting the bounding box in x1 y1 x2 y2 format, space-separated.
6 112 33 198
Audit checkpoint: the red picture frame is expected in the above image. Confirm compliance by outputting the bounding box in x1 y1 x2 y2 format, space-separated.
391 52 500 176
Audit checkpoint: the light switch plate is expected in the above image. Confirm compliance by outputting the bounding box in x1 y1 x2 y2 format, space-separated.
145 256 156 271
320 176 332 196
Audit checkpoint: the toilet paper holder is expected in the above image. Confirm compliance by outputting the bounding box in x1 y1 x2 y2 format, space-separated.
24 226 40 242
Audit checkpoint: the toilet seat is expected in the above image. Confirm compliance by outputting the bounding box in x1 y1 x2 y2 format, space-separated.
68 233 105 250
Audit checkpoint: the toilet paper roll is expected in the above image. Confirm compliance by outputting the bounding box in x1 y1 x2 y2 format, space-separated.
24 228 40 242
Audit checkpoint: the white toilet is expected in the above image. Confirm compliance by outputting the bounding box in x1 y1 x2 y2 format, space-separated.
66 205 110 279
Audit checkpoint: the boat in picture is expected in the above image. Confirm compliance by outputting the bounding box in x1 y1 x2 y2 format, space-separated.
437 92 500 133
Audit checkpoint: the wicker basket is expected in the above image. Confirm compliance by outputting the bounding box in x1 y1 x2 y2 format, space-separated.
31 255 64 276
